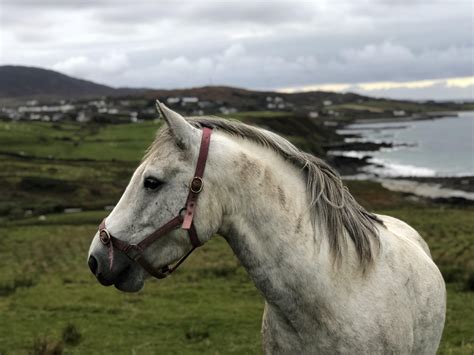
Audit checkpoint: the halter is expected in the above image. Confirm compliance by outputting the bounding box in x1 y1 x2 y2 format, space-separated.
98 127 212 279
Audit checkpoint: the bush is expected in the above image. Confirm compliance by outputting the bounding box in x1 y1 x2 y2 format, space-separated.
185 328 210 342
440 266 465 283
463 270 474 292
62 324 81 346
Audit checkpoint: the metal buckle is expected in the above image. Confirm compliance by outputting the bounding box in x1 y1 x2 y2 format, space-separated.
190 176 203 193
99 229 111 245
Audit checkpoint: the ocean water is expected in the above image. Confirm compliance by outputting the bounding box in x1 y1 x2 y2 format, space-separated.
335 111 474 177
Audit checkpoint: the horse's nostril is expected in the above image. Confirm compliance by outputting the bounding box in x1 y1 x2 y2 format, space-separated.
88 255 98 275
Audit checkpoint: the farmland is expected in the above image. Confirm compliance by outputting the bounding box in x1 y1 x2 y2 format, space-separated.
0 117 472 354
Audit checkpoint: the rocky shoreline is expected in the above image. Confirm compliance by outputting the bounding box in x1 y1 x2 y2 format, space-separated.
352 111 459 124
378 177 474 204
328 113 474 204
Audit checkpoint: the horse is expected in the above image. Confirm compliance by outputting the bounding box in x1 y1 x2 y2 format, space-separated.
88 102 446 354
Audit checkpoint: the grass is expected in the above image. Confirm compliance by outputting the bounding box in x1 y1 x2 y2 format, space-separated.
0 121 160 161
228 111 291 121
327 103 385 113
349 99 432 113
0 205 472 354
0 218 263 354
0 121 158 219
0 118 472 354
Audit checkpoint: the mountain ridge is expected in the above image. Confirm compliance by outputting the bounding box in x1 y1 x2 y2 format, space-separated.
0 65 146 99
2 65 470 114
0 65 365 105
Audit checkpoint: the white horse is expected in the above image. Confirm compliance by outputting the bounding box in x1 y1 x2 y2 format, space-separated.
88 102 446 354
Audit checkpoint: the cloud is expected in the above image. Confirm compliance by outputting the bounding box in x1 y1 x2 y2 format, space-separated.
53 56 90 76
446 77 474 88
53 53 130 82
342 42 414 65
355 80 474 101
0 0 473 100
281 76 474 100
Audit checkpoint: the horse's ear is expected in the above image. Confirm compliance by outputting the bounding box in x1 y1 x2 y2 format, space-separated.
155 100 199 149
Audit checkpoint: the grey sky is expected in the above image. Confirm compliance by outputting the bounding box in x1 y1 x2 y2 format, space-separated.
1 0 473 99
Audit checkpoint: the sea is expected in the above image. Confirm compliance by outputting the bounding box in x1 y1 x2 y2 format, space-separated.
333 111 474 177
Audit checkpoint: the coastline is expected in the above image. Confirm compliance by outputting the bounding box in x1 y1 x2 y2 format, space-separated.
378 177 474 203
329 112 474 203
352 111 459 124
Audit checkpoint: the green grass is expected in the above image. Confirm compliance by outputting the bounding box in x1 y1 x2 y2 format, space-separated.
353 99 432 113
0 121 158 219
0 121 160 161
0 156 136 219
0 205 473 354
0 219 263 354
439 285 474 354
327 103 385 113
0 119 473 354
228 111 291 121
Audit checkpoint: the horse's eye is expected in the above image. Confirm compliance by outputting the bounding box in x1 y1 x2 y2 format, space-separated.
144 177 162 190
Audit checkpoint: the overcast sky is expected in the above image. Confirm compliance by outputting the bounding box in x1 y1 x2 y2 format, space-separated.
1 0 473 100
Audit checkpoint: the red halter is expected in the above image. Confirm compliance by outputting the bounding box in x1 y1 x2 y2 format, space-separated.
98 127 212 279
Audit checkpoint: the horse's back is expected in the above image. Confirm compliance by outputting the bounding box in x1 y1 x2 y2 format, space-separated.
377 214 432 257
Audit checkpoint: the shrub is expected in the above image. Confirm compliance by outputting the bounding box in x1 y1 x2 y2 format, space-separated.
185 328 210 342
62 324 81 346
440 266 464 283
463 270 474 292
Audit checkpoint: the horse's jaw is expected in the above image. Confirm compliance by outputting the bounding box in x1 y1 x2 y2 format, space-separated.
113 266 145 293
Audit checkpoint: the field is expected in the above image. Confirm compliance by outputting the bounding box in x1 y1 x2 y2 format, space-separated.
0 118 473 354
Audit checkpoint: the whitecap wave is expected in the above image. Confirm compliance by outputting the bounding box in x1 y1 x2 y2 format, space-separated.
328 150 369 158
364 159 437 177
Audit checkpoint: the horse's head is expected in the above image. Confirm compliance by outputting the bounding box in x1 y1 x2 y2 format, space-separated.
87 103 221 292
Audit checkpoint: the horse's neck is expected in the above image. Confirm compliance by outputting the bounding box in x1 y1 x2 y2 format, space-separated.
217 140 336 324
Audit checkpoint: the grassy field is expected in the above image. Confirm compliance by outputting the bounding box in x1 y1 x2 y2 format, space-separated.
0 214 263 354
326 100 474 116
0 121 160 219
0 118 473 354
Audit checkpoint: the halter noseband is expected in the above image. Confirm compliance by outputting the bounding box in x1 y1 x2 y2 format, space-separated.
98 127 212 279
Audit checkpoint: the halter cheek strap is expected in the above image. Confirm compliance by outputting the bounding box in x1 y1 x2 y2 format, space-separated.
98 127 212 279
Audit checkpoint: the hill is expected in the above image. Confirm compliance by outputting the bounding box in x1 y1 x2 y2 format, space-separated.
146 86 471 119
1 65 471 116
145 86 369 112
0 65 366 107
0 65 142 99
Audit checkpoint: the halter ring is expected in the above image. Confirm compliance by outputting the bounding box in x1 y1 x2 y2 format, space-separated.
99 229 111 245
190 176 203 193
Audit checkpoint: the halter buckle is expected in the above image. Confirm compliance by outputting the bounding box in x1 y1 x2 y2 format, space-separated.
190 176 203 193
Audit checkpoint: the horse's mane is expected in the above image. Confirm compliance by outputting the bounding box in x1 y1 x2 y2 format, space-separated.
149 116 382 268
